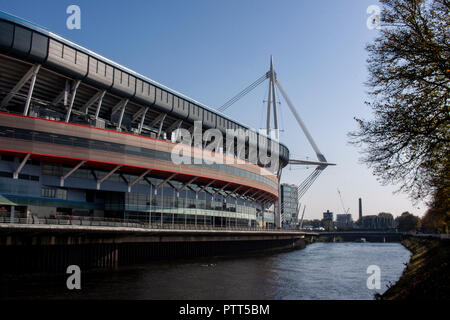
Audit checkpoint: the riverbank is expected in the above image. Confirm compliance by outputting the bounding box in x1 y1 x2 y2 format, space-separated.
379 237 450 300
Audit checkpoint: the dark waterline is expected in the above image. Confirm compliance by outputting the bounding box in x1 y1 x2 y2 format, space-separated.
1 242 410 300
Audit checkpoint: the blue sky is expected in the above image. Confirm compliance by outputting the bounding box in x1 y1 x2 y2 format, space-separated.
0 0 425 220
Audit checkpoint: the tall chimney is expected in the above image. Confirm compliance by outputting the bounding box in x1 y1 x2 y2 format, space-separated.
359 198 362 220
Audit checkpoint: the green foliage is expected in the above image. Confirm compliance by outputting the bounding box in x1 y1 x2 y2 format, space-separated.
302 219 322 228
396 211 421 231
381 238 450 300
421 177 450 233
349 0 450 201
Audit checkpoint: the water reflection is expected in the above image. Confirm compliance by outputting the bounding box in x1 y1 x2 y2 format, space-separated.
1 242 410 300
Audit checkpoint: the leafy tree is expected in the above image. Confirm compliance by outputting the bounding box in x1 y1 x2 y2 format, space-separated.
422 208 449 233
349 0 449 201
322 219 334 232
396 211 421 231
422 177 450 233
304 219 322 228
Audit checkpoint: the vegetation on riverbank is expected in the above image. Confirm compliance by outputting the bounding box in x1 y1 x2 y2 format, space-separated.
379 237 450 300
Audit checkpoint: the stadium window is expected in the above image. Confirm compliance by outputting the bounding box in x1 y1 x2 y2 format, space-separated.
41 187 67 200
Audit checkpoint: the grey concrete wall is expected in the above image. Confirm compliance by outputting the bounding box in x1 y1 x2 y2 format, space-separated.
0 224 309 272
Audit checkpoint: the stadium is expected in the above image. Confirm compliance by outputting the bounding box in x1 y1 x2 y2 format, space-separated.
0 11 290 228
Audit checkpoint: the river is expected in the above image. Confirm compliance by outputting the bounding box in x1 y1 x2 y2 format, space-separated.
0 242 411 300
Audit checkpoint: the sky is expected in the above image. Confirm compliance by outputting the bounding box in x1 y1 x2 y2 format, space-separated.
0 0 426 220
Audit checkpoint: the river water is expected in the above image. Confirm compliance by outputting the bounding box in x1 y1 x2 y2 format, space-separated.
1 242 410 300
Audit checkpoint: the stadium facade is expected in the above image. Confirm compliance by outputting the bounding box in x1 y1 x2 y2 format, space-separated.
0 11 290 228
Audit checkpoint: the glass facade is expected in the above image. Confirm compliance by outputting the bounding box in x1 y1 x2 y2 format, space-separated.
281 184 298 225
41 187 67 200
4 161 272 227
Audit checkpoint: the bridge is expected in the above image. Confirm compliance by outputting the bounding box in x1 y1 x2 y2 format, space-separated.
0 217 317 272
318 231 404 242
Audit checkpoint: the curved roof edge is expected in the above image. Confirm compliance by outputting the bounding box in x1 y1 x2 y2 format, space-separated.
0 10 289 150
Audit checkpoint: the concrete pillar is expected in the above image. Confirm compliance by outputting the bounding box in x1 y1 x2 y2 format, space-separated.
26 209 31 224
10 206 14 224
114 247 119 268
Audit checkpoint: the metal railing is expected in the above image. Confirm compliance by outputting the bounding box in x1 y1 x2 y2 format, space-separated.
0 216 308 233
410 233 450 240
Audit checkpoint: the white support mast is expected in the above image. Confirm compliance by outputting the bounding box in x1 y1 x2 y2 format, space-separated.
217 56 335 228
275 78 327 163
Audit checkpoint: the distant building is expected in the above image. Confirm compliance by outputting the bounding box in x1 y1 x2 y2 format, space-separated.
359 214 394 230
323 210 333 221
280 184 299 225
322 210 334 231
336 214 353 229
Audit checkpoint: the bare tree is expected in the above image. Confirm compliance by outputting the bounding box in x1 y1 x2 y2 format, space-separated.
350 0 449 201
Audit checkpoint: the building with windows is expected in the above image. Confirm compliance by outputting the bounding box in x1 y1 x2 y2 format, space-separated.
280 184 298 225
335 214 353 229
322 210 334 231
358 214 394 230
0 12 290 228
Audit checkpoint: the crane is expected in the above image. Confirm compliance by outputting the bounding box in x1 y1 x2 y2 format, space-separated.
337 189 350 214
